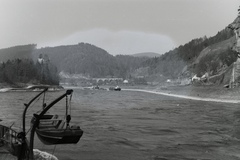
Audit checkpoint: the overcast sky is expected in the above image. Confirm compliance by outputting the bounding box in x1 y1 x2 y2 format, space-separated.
0 0 239 55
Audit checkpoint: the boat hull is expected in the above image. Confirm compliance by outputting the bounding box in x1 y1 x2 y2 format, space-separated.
36 127 83 145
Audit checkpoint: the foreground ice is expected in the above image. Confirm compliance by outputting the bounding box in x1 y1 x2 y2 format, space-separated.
33 149 58 160
0 149 58 160
0 88 11 92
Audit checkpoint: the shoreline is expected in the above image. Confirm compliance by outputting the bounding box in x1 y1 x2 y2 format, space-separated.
122 85 240 104
0 83 63 92
123 88 240 104
2 82 240 103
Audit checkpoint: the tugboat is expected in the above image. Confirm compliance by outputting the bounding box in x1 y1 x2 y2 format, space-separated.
114 86 121 91
109 86 121 91
0 88 83 160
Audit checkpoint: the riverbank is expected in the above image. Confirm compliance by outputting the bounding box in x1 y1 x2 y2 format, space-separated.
0 83 63 92
2 82 240 102
159 85 240 101
122 85 240 102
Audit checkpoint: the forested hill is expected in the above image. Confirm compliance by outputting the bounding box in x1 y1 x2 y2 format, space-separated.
0 44 59 86
33 43 115 77
141 27 237 81
33 43 148 78
0 44 36 62
0 43 149 82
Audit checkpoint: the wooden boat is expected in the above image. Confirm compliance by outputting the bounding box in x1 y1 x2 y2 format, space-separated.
33 114 83 145
30 89 83 146
36 125 83 145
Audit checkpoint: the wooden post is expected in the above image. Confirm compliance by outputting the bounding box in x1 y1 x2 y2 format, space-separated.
230 62 236 88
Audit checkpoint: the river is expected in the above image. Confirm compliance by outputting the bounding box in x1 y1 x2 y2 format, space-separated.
1 88 240 160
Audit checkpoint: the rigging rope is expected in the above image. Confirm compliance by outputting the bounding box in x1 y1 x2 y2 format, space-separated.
69 93 72 116
26 123 33 135
25 91 47 134
66 96 68 116
51 145 57 159
66 95 68 117
30 96 42 111
42 91 46 109
66 95 69 128
41 143 45 151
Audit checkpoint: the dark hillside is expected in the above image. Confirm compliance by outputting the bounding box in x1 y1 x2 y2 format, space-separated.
33 43 117 77
0 59 59 85
193 37 238 77
115 55 149 78
33 43 148 78
0 44 59 85
0 44 36 62
141 27 235 80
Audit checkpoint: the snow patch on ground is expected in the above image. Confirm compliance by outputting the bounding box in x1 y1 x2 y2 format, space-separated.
123 89 240 104
33 149 58 160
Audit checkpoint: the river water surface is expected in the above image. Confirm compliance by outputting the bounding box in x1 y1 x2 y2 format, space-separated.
1 88 240 160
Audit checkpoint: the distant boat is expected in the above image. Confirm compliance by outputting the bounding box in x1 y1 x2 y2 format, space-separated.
109 86 121 91
91 85 100 90
114 86 121 91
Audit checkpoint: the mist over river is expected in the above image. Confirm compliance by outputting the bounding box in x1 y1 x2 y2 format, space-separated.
1 88 240 160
